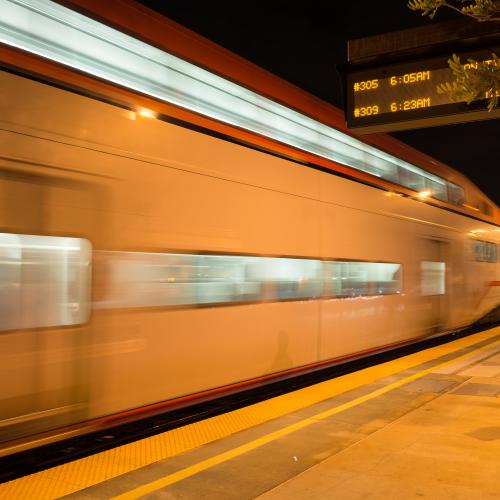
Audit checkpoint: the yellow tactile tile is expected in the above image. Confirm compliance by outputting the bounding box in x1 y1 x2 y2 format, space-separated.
1 327 499 499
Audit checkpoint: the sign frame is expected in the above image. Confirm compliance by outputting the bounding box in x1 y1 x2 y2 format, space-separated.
346 46 499 133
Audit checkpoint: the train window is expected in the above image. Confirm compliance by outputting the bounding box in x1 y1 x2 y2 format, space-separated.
421 261 445 296
473 240 497 263
480 202 493 216
0 233 91 331
473 241 482 261
323 261 401 298
95 252 401 309
425 178 448 202
397 166 451 203
243 257 323 300
95 252 323 308
485 242 498 262
357 159 399 183
448 183 465 205
399 168 426 192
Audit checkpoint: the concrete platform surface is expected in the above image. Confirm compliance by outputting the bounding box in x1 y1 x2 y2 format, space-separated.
258 355 500 500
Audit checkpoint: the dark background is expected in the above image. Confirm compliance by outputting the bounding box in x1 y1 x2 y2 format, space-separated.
137 0 499 205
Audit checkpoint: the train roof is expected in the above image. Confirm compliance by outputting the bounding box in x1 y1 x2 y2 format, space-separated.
2 0 498 224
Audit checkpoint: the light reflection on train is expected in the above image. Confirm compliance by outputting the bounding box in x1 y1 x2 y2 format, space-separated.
0 69 499 454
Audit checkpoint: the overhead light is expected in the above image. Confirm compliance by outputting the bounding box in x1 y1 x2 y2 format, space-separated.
138 108 156 119
417 190 431 199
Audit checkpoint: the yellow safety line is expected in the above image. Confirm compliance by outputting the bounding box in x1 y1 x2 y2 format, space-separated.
0 327 498 500
114 334 500 499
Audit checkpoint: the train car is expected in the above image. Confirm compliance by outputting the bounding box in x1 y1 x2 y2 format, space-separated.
0 0 498 455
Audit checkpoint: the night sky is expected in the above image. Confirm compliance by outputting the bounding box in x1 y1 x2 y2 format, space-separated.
137 0 499 205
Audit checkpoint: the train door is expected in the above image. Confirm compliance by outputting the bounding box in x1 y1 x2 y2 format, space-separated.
0 163 104 444
419 238 449 332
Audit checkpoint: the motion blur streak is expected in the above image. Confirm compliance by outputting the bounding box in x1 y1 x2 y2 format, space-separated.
0 0 466 206
0 1 498 456
94 251 401 309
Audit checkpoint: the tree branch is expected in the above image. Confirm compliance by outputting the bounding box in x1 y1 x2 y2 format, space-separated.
437 53 500 110
408 0 500 109
408 0 500 21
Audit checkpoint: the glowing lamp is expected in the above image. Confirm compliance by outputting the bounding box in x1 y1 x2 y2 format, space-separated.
417 190 431 199
138 108 156 119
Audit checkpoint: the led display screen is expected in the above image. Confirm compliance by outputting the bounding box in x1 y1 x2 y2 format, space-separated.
346 47 499 133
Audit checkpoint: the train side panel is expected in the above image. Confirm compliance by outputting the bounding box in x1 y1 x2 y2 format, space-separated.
0 70 498 444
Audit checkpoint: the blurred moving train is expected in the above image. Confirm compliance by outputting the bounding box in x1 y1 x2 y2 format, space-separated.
0 0 499 454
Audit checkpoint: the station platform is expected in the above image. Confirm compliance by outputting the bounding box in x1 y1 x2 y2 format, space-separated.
2 326 500 499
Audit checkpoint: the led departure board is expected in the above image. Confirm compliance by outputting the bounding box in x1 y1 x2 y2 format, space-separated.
346 47 500 133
